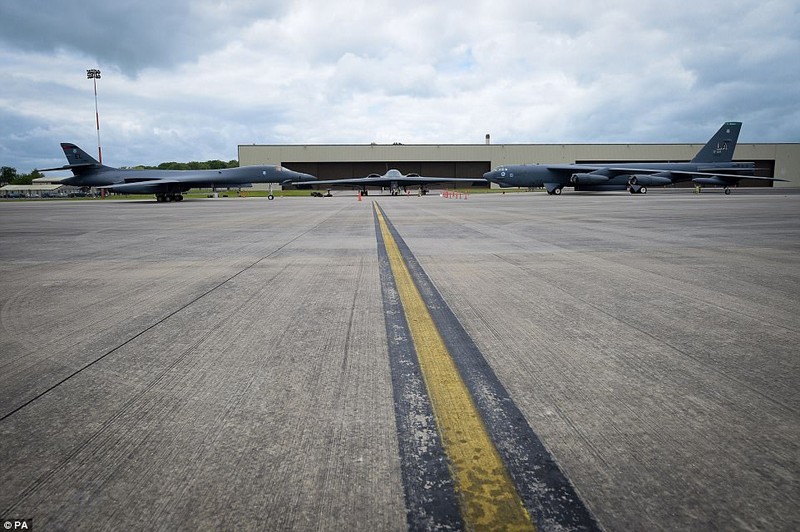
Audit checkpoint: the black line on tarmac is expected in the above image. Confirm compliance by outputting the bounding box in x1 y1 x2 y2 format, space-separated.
0 212 343 424
375 203 600 531
373 205 464 531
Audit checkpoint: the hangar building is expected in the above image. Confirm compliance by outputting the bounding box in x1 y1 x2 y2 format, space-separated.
239 140 799 189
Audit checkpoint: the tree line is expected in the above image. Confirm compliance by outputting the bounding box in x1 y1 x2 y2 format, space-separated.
1 167 42 186
125 160 239 171
1 160 239 186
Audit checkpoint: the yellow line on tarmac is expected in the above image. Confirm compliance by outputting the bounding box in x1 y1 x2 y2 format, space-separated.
374 203 535 531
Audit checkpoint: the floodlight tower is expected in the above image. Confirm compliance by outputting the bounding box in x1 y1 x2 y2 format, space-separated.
86 68 102 163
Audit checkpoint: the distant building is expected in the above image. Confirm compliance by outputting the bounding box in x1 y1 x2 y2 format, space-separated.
0 184 81 198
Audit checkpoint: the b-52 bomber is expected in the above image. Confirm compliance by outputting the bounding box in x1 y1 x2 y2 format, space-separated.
293 169 486 196
40 143 316 202
483 122 784 195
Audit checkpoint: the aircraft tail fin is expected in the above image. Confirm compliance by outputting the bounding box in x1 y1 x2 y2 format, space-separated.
61 143 101 166
37 143 108 175
691 122 742 163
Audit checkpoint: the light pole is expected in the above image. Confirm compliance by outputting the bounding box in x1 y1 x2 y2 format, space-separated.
86 69 102 163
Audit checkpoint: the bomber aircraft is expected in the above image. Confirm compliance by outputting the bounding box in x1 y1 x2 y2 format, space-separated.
292 168 486 196
483 122 784 195
39 143 316 202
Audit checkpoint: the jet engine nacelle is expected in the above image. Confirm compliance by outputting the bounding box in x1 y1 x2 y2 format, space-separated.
570 173 610 185
628 174 673 186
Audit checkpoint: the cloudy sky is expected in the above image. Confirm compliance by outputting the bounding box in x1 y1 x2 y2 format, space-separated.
1 0 798 172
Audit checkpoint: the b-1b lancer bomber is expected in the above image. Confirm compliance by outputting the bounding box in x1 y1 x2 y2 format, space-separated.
40 143 316 202
484 122 784 195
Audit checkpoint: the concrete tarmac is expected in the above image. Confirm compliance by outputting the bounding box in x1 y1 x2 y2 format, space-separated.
1 191 798 531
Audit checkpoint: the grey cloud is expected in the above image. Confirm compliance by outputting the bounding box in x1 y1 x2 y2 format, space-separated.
1 0 798 173
0 0 285 74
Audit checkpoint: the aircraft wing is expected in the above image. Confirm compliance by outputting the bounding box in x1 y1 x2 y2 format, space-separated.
544 164 786 182
601 167 786 183
100 179 182 193
292 176 486 187
32 175 72 184
391 176 487 185
643 169 783 180
683 172 788 186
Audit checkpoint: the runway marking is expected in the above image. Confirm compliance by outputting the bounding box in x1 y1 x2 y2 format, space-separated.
375 203 533 530
374 207 462 529
374 202 599 531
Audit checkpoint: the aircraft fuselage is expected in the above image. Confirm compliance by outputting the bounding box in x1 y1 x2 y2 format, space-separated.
484 161 755 191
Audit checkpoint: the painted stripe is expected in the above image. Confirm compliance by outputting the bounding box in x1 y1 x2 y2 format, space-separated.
374 207 463 530
375 202 600 531
374 203 534 530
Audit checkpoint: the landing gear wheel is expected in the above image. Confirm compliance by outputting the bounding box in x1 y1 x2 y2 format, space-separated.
553 187 562 195
724 187 731 195
268 194 274 200
639 186 647 194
